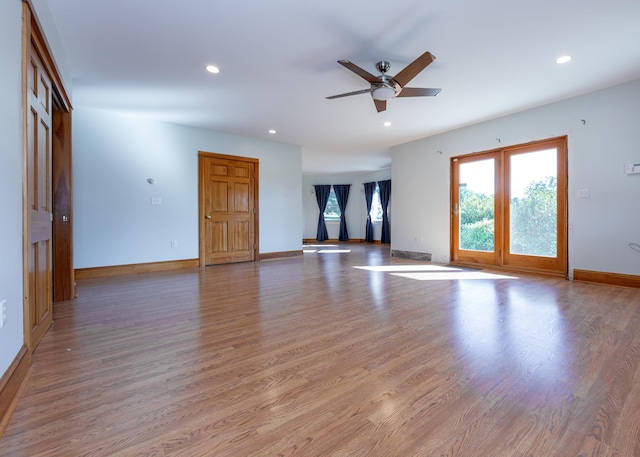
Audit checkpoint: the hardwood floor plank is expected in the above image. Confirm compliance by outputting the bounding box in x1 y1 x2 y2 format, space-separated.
2 244 640 456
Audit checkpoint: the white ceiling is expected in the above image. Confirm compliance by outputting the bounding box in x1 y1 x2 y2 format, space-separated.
47 0 640 175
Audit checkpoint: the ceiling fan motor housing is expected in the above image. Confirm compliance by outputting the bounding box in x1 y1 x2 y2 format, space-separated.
376 60 391 74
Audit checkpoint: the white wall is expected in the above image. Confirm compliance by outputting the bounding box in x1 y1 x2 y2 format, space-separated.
391 79 640 275
0 0 25 376
73 108 302 268
302 169 390 241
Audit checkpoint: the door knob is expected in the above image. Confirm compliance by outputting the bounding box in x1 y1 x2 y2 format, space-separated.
205 215 212 219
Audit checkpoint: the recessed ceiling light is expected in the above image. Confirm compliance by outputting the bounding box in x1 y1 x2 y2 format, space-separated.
384 121 392 127
268 129 276 134
206 65 220 74
556 55 572 64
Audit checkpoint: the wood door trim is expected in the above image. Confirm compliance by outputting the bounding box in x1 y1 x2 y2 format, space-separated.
198 151 259 267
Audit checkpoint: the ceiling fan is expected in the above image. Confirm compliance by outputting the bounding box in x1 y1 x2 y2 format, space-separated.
326 50 441 113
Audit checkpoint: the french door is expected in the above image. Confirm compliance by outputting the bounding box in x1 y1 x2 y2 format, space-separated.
451 137 567 276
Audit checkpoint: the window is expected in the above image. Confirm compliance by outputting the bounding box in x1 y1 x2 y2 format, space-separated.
324 188 340 220
370 186 383 222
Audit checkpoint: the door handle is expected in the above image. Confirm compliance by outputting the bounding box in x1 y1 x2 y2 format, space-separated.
205 215 212 219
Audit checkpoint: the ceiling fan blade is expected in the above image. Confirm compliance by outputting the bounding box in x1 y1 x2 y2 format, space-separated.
326 88 373 99
373 99 386 112
393 51 436 88
338 60 380 83
397 87 441 97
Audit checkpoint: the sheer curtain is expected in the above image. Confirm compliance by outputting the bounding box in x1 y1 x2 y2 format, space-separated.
363 182 377 242
314 185 331 241
333 184 351 242
378 180 391 244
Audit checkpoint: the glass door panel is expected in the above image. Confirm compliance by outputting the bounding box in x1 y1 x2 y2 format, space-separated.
459 158 495 252
509 148 557 257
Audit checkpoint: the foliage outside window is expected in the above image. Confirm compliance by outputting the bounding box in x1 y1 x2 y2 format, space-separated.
459 177 557 256
459 184 495 252
510 176 557 256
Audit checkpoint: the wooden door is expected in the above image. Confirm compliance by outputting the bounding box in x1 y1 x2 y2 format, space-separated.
52 105 74 302
199 153 259 265
25 43 54 351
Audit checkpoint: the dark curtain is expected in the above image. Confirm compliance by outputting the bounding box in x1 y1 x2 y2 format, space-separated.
378 180 391 244
314 185 331 241
333 184 351 242
363 182 377 243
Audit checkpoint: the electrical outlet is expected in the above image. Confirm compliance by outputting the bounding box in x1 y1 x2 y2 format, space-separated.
577 188 590 198
171 240 178 248
0 299 6 328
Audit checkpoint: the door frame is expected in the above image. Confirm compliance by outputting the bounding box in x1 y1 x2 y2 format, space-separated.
450 136 568 277
22 2 74 354
197 151 259 267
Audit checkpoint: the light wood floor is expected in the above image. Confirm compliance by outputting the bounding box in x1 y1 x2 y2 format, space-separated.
2 244 640 456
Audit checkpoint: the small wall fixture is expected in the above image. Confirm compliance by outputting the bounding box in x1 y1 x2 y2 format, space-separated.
147 178 156 185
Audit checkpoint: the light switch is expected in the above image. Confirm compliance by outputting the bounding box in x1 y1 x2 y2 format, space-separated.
577 188 590 198
151 197 162 206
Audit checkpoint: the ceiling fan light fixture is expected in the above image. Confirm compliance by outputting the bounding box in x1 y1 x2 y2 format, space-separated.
372 86 396 101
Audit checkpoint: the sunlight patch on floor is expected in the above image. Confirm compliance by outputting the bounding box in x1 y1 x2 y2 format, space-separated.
391 271 518 281
355 265 459 272
354 264 518 280
303 244 351 254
